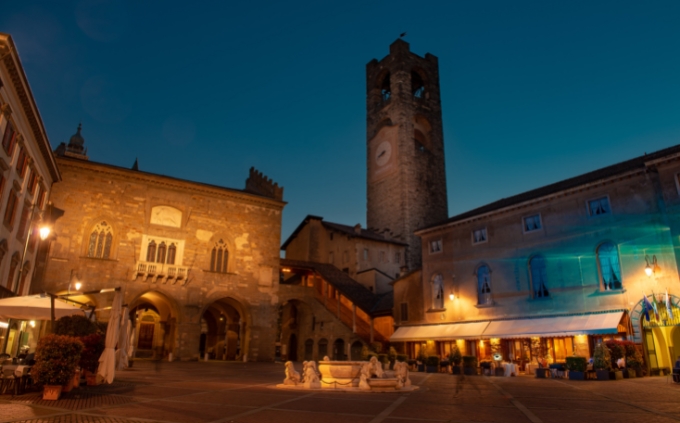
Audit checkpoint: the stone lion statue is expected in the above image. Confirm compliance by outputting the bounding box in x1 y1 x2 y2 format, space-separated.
283 361 301 385
369 356 384 378
359 361 373 390
303 360 321 389
394 361 411 388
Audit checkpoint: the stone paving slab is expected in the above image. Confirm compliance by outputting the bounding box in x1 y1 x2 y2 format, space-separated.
3 362 680 423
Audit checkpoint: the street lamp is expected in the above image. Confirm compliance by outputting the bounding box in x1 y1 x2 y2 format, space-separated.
11 205 51 294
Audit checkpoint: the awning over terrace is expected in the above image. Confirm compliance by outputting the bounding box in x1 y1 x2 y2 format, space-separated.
389 310 626 342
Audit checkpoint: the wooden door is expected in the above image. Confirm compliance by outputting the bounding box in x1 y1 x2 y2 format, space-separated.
138 323 154 349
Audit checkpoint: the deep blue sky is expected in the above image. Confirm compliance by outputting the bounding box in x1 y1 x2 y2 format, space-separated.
3 1 680 243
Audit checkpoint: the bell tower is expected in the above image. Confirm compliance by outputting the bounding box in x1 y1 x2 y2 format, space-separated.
366 39 448 269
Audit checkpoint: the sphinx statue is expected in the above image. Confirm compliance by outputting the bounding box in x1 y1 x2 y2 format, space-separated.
369 356 384 378
283 361 301 385
303 360 321 389
394 361 411 389
358 361 373 390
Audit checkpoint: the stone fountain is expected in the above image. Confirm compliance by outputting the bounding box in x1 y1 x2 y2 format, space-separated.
277 357 418 392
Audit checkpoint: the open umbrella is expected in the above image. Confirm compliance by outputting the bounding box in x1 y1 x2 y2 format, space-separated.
0 294 84 320
116 306 130 370
97 292 122 384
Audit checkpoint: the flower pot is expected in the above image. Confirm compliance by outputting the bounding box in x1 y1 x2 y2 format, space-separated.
426 366 437 373
73 371 81 388
494 367 505 377
85 370 98 386
452 366 461 375
623 369 636 379
595 370 610 381
43 385 62 400
609 370 623 380
568 371 585 380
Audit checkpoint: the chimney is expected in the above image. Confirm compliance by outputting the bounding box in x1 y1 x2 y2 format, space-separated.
354 224 362 234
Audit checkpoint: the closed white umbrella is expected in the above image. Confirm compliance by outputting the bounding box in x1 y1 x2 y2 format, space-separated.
97 292 122 384
116 307 130 370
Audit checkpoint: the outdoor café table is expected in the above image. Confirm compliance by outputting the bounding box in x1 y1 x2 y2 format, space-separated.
0 364 32 395
502 362 518 377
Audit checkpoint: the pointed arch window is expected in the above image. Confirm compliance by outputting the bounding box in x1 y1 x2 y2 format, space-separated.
411 70 425 98
380 72 391 102
87 221 113 259
157 242 167 264
598 242 622 290
529 255 549 298
432 274 444 309
167 243 176 265
146 240 157 262
210 239 229 273
477 265 492 305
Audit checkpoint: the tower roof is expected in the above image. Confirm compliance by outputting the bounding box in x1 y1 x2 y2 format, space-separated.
69 123 84 148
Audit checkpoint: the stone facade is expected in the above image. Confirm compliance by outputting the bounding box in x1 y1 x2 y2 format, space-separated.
366 39 448 270
282 215 407 293
394 145 680 371
33 154 285 361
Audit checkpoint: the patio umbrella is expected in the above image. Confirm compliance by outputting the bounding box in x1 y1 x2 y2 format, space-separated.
97 291 122 384
116 306 130 370
0 294 84 320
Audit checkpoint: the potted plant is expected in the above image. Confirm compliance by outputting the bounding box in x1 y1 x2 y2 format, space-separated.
32 334 84 400
462 355 477 375
566 356 587 380
79 333 105 386
387 347 397 370
604 340 624 380
450 347 462 375
416 350 427 372
426 355 440 373
593 342 612 381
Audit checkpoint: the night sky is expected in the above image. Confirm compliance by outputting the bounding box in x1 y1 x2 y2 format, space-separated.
2 1 680 244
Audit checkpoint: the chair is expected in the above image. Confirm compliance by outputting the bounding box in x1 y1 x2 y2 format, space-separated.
1 368 17 395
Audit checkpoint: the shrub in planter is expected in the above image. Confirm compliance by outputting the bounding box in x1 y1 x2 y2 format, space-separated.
462 356 477 375
425 355 440 373
387 347 397 368
396 354 408 363
54 315 98 337
605 340 625 368
33 335 83 399
79 333 105 374
449 346 462 375
593 343 612 381
566 356 587 380
377 354 389 369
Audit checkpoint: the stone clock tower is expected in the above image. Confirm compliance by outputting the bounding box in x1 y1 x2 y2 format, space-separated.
366 39 448 269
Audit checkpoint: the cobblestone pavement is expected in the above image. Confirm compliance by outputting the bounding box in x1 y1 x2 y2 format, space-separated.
2 361 680 423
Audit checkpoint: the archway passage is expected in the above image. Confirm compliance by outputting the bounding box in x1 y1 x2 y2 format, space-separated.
129 291 178 360
202 297 245 360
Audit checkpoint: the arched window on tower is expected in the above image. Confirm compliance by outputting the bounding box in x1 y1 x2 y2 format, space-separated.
210 239 229 273
477 265 492 305
529 255 549 298
87 221 114 259
597 242 622 290
380 72 391 102
411 70 425 98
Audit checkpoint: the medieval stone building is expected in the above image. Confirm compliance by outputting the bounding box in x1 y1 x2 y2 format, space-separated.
34 129 285 361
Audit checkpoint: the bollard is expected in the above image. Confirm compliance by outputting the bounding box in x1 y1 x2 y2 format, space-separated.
168 353 173 362
204 353 209 362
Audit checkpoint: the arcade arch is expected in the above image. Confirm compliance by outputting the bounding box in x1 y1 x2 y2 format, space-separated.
201 297 248 361
129 290 179 360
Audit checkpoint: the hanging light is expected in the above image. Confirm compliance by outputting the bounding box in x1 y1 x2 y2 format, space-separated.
645 255 660 277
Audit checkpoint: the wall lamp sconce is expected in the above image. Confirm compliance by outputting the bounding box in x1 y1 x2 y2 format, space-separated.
449 291 455 301
645 255 661 277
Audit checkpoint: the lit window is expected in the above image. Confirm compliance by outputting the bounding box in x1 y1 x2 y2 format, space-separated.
588 197 611 216
529 255 549 298
472 228 487 245
597 242 622 290
429 239 442 254
432 274 444 309
523 214 542 233
477 265 492 305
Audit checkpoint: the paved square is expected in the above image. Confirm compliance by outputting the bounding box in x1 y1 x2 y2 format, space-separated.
1 361 680 423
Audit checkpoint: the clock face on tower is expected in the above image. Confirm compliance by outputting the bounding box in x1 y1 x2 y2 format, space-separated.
375 141 392 167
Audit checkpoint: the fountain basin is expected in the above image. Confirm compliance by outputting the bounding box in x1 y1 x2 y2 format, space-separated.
318 360 363 388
